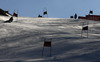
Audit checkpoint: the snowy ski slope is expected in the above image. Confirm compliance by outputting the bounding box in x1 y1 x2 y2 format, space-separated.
0 16 100 62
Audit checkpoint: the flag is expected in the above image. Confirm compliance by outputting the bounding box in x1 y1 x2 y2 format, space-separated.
89 11 93 14
13 13 18 17
82 26 88 30
44 42 51 47
43 11 47 15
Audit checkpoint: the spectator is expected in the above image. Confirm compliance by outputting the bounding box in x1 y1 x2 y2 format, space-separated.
74 13 77 19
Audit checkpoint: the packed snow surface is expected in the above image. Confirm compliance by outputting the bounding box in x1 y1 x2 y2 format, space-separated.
0 16 100 62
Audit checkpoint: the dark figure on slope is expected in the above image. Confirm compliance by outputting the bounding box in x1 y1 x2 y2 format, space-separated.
70 16 73 18
4 17 13 23
38 14 42 18
74 13 77 19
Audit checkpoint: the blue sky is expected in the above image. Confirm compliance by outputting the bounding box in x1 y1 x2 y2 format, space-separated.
0 0 100 18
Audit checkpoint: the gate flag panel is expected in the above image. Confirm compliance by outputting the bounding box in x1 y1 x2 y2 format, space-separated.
44 42 51 47
82 26 88 30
